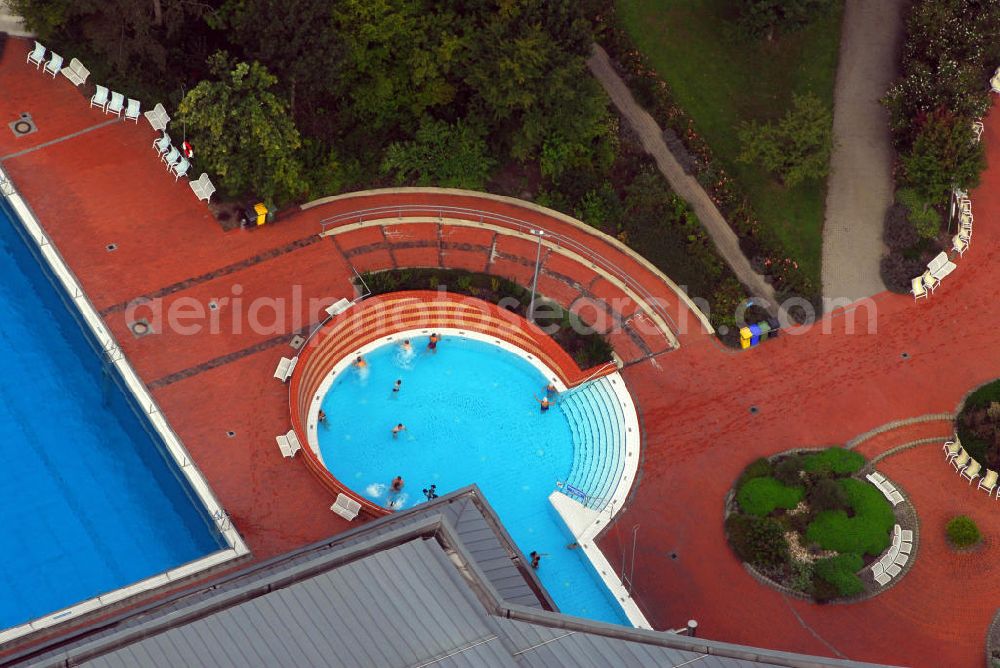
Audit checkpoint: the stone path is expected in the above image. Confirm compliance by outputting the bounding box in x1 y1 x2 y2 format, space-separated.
587 44 786 322
821 0 905 304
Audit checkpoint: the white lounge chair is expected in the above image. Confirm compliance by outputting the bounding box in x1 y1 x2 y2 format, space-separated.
927 252 948 274
26 41 46 68
901 529 913 543
153 132 171 156
61 58 90 86
944 439 962 460
189 173 216 203
911 277 927 300
124 98 141 123
893 551 909 568
161 146 181 168
931 261 957 282
866 472 886 485
325 298 352 317
978 469 998 495
106 91 125 117
172 157 191 181
952 449 970 472
899 540 912 555
993 67 1000 93
286 429 301 455
275 433 295 458
273 356 297 382
952 235 969 257
143 103 170 132
972 120 984 142
961 459 982 484
331 493 362 521
44 53 64 78
90 84 109 111
885 562 902 577
889 490 904 506
921 271 939 293
873 569 890 586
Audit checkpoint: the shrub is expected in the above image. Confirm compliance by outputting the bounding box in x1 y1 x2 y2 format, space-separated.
802 447 865 475
896 187 942 240
883 202 918 250
805 479 894 555
946 515 981 548
881 252 927 294
813 553 864 597
811 574 841 603
807 478 849 513
736 477 804 517
736 457 773 490
737 92 833 187
726 515 790 569
773 455 806 486
788 559 815 595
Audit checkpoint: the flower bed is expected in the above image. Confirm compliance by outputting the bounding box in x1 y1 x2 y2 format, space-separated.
957 379 1000 470
725 447 896 602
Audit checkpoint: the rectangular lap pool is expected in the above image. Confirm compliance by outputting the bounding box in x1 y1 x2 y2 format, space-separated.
0 194 227 635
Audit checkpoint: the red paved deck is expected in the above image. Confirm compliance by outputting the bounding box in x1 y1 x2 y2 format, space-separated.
3 36 1000 665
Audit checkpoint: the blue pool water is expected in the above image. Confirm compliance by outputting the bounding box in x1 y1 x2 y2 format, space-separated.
0 200 224 631
317 336 630 625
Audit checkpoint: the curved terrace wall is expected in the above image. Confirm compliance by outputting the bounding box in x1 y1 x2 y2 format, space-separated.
288 291 616 518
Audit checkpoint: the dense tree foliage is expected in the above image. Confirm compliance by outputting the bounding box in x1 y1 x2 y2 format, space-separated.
900 110 985 204
737 92 833 187
176 55 305 205
12 0 612 205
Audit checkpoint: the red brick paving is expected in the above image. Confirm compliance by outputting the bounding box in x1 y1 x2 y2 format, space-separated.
4 35 1000 666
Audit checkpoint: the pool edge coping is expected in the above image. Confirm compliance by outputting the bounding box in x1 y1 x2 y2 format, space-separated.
0 166 249 647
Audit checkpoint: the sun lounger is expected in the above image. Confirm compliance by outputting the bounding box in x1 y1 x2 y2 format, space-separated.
943 439 962 460
61 58 89 86
325 298 352 317
124 98 141 123
901 529 913 543
931 261 957 282
952 234 969 257
992 67 1000 93
286 429 301 454
90 84 109 111
866 472 886 485
273 356 297 382
44 53 64 78
161 146 181 168
275 433 295 458
911 277 927 300
106 91 124 117
972 120 984 142
331 493 362 521
143 102 171 132
26 41 46 68
978 469 998 494
921 271 939 293
961 459 981 484
171 157 191 181
899 540 912 555
893 551 909 568
952 449 970 472
153 132 171 156
927 252 948 274
189 173 216 203
889 491 904 506
885 562 902 578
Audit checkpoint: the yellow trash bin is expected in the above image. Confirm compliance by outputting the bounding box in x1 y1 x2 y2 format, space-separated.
739 326 752 350
253 202 268 226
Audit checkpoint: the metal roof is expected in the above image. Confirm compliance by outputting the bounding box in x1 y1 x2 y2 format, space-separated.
10 486 893 668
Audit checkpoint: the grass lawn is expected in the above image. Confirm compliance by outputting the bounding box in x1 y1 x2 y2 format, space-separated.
615 0 844 286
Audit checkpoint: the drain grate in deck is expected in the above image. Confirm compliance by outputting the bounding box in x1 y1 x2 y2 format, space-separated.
9 113 37 138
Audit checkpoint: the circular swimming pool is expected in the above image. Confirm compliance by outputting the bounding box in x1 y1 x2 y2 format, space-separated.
313 332 630 624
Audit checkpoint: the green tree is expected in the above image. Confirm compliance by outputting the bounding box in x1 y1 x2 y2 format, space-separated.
735 0 834 40
176 53 307 205
900 109 985 202
381 117 495 189
738 92 833 187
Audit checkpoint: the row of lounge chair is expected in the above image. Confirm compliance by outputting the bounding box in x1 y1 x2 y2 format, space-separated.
911 194 974 299
944 436 998 493
865 471 904 507
27 40 220 206
90 85 140 122
871 524 913 587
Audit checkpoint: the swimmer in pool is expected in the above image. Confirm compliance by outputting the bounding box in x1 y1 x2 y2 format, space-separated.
392 379 402 393
401 339 412 352
392 423 406 438
545 383 558 396
354 355 367 369
318 409 327 423
427 333 439 352
534 395 550 412
391 476 404 492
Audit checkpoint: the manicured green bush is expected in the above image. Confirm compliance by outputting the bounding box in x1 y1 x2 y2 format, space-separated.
736 457 773 490
807 477 849 513
813 553 864 597
805 479 893 555
802 447 865 475
946 515 981 549
773 454 805 486
726 515 790 569
736 477 804 517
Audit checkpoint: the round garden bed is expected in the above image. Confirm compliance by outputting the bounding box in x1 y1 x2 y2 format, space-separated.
725 447 903 602
956 379 1000 471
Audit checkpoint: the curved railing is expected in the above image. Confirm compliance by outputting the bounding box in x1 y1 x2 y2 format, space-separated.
318 203 687 342
288 291 617 518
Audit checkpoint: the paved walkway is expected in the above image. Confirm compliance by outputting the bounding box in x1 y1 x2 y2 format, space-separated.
820 0 904 303
0 1 30 37
4 36 1000 666
587 44 785 320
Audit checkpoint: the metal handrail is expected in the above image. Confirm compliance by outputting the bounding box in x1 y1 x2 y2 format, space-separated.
319 204 681 340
